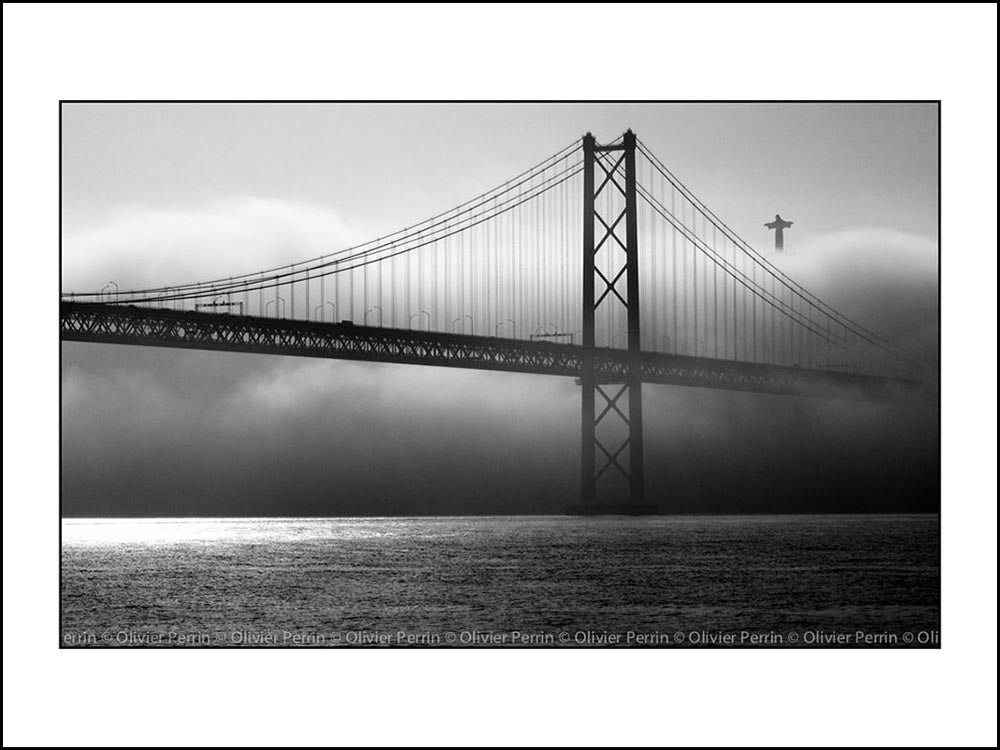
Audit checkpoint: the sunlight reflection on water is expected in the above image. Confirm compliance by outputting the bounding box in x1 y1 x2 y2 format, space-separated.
61 515 939 646
62 517 402 545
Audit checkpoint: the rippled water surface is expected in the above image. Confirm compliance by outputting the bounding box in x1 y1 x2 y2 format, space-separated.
61 515 939 647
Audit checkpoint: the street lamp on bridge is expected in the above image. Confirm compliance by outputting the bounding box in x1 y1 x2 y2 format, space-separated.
315 301 336 322
265 297 286 318
364 306 383 326
409 311 432 330
494 319 517 338
101 281 119 304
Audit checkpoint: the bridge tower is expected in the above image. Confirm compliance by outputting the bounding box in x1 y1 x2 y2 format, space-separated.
575 130 653 514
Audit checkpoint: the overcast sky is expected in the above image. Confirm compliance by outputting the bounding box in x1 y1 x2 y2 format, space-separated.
61 103 939 516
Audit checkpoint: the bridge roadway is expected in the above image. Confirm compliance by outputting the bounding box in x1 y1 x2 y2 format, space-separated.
60 302 916 401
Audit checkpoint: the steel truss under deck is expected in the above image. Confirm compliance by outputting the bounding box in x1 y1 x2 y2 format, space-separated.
62 302 917 402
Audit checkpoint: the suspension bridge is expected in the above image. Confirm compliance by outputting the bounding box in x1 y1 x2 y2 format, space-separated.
61 130 924 513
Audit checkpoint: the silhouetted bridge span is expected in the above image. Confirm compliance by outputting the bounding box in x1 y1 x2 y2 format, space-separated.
61 130 926 512
62 302 915 402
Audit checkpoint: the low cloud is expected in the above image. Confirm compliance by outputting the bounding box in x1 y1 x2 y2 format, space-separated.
62 197 366 292
61 203 939 516
774 227 938 359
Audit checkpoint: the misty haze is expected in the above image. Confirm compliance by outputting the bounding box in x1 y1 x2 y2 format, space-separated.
60 102 939 648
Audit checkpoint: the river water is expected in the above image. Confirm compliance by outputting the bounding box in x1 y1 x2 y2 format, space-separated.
61 514 939 647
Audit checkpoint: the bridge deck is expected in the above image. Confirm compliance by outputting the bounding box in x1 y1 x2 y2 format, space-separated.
60 302 917 401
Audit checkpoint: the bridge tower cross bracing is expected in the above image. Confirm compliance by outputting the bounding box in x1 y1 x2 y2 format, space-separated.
579 130 648 512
